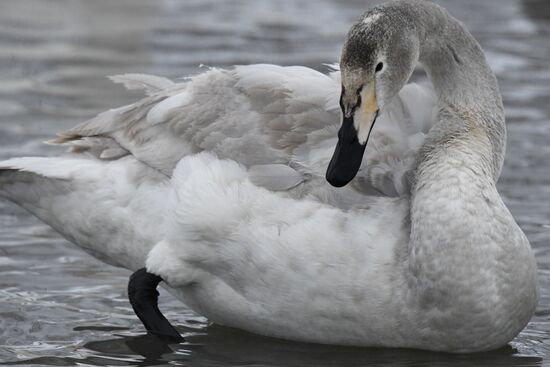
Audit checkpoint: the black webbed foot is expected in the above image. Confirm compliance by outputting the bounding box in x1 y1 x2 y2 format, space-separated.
127 268 184 342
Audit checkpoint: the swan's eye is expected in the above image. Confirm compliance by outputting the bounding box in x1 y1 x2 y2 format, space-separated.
375 62 384 73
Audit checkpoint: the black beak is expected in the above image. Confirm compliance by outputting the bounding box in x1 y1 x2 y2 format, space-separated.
326 113 377 187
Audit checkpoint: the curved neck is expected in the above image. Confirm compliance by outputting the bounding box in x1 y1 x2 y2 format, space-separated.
412 1 506 180
382 2 535 347
402 2 515 334
418 10 501 109
407 1 508 264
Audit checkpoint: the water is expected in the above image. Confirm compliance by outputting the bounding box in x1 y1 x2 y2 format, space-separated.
0 0 549 366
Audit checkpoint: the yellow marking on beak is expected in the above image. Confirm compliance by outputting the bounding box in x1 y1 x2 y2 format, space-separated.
355 82 379 145
362 82 378 114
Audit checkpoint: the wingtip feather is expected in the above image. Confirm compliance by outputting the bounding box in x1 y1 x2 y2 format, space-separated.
108 73 175 95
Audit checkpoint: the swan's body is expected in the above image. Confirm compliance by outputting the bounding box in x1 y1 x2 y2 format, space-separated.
0 0 538 353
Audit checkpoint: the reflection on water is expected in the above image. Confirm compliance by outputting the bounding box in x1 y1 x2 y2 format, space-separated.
0 0 550 366
85 329 545 367
3 327 544 367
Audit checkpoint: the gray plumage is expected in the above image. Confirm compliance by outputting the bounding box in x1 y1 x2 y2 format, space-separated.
0 0 537 352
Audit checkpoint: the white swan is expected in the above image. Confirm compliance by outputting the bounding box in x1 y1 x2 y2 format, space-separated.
0 0 538 353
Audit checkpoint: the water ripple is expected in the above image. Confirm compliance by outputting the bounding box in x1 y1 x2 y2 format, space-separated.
0 0 549 366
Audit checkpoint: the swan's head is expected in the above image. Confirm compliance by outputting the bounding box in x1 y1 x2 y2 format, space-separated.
326 6 419 187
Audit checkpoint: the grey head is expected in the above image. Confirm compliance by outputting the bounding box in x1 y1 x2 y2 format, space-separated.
326 1 421 187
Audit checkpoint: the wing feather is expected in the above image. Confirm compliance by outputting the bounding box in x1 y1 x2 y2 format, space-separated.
108 73 175 96
49 65 436 198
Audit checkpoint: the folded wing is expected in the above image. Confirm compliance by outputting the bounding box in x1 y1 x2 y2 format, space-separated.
50 64 436 199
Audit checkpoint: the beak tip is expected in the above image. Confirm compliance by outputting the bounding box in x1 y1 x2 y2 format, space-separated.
326 178 348 188
325 169 353 188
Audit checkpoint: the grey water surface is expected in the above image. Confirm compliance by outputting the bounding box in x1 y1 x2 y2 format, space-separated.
0 0 549 366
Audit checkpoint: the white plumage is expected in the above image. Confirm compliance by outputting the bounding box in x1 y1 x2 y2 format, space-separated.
0 65 432 264
0 0 538 353
49 65 435 198
0 66 435 343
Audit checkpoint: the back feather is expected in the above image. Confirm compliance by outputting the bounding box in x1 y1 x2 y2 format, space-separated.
45 65 436 199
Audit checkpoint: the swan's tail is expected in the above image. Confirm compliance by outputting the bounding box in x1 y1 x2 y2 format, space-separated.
0 157 105 258
0 157 69 213
0 156 168 269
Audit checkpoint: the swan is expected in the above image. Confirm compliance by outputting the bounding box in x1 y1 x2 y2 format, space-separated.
0 0 538 353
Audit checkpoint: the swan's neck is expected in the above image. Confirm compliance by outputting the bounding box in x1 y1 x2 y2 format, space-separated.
415 3 506 180
409 4 507 240
403 3 535 339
